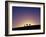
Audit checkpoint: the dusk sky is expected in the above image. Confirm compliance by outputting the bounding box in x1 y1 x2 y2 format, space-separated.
12 6 40 28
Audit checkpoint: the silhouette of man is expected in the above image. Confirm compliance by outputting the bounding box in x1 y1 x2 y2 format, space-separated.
29 24 31 26
26 24 28 26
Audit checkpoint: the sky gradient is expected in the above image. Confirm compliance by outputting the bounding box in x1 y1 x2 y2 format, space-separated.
12 6 40 28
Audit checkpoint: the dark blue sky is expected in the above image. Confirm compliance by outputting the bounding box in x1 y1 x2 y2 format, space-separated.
12 6 40 28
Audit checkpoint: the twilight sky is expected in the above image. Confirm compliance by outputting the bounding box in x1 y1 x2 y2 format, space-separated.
12 6 40 28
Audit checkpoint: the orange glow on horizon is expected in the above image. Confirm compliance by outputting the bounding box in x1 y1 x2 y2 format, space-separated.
13 19 37 28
